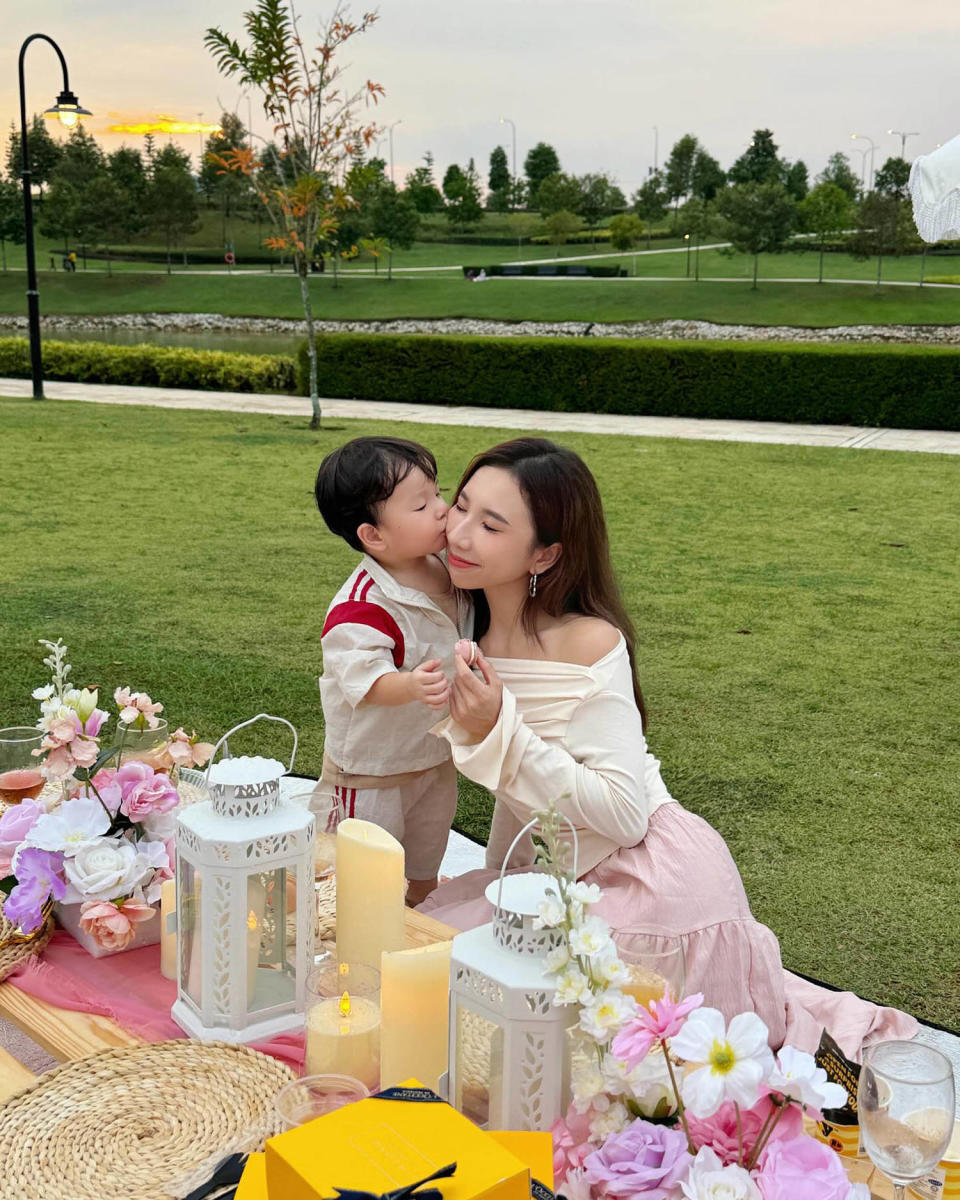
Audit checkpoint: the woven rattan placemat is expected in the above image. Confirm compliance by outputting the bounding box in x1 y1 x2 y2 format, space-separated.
0 903 53 982
0 1039 295 1200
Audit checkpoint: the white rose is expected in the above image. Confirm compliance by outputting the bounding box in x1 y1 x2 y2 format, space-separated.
680 1147 761 1200
571 1060 606 1111
63 836 152 902
533 895 565 930
589 1100 630 1142
138 809 178 843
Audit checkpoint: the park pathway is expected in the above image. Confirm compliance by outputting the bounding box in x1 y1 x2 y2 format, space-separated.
1 377 957 454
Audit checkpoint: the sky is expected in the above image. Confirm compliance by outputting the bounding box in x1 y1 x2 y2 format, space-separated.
4 0 960 194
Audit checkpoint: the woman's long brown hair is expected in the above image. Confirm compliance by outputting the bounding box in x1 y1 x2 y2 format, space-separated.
456 437 647 727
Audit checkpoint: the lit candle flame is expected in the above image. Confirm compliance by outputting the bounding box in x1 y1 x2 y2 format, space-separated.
247 909 258 931
339 990 352 1017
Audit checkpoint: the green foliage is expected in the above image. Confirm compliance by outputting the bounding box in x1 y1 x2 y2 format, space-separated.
714 182 798 286
691 149 726 200
524 141 561 205
632 171 669 224
404 152 444 214
728 128 785 186
0 178 25 268
578 173 623 229
295 332 960 430
664 134 699 204
199 111 252 216
543 209 581 247
0 337 295 392
537 172 583 216
799 183 854 282
608 213 645 251
487 144 510 208
784 160 809 200
442 158 483 229
817 152 860 201
874 156 911 201
5 115 63 197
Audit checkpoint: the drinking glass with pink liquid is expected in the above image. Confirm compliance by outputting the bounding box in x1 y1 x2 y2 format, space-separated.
0 727 46 804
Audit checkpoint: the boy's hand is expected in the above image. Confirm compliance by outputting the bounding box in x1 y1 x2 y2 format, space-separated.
409 658 450 710
449 653 503 740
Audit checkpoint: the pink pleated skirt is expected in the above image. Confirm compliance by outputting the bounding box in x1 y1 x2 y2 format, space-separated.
420 802 917 1061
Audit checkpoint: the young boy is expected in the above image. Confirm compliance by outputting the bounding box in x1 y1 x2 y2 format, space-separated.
314 436 472 905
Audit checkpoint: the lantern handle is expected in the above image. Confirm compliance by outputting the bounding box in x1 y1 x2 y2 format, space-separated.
204 713 298 783
493 813 579 921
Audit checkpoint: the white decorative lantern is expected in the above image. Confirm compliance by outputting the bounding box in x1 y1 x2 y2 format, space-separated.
172 714 315 1043
446 822 577 1132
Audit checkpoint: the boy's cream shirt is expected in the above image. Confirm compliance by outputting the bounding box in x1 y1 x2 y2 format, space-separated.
319 554 473 775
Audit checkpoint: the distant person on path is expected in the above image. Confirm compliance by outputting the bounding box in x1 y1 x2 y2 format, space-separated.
69 251 77 271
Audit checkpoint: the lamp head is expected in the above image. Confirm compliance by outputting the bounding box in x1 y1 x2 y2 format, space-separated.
44 89 92 128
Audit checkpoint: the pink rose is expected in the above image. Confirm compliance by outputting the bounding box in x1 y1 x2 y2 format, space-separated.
584 1119 692 1198
79 897 156 952
686 1095 803 1168
119 766 179 821
0 798 44 877
756 1134 854 1200
552 1105 595 1185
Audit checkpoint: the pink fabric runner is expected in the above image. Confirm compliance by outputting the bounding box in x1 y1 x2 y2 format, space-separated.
7 930 305 1070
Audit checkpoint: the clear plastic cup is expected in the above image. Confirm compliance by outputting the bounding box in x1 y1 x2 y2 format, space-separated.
274 1073 369 1129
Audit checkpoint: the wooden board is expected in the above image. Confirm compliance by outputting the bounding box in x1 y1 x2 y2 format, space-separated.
0 1047 36 1104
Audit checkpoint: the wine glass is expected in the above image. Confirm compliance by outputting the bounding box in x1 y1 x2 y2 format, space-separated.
858 1040 955 1200
616 934 687 1007
0 727 46 804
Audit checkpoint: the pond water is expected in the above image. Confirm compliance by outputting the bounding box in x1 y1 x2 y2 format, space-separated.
40 327 299 357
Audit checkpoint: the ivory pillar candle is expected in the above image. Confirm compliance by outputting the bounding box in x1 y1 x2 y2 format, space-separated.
160 878 177 981
335 819 405 971
305 993 381 1091
379 941 452 1091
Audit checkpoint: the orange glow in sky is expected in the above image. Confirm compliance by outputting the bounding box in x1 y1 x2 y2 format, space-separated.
107 115 221 136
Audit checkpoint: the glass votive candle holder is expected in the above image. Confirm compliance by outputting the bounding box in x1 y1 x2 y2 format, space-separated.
0 727 46 804
304 962 380 1092
274 1073 369 1130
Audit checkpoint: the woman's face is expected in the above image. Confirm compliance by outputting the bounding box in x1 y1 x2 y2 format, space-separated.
446 465 547 590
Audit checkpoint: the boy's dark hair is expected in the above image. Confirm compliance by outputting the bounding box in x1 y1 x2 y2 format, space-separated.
314 436 438 552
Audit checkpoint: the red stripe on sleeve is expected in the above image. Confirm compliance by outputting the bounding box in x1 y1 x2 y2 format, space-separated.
359 576 374 603
321 600 406 668
349 569 369 602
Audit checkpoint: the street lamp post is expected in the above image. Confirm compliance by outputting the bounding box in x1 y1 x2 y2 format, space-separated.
388 119 402 185
851 133 876 191
499 116 516 209
850 146 869 189
652 124 659 175
684 232 691 278
887 129 919 158
18 33 90 400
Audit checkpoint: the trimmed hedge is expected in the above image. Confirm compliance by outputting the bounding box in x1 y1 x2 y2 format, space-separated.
297 333 960 431
0 337 296 394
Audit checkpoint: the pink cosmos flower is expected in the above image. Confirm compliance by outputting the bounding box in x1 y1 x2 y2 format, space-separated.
685 1094 803 1168
78 897 156 952
612 991 704 1066
552 1104 595 1185
756 1133 856 1200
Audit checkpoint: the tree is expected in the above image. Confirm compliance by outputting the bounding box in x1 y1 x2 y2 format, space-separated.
145 145 200 272
728 129 784 186
54 124 105 189
608 212 644 272
108 147 148 226
487 144 510 211
536 172 582 216
678 197 712 279
875 156 911 202
442 159 483 228
200 111 252 231
578 173 620 237
544 209 580 253
714 181 797 288
6 115 63 199
79 175 135 275
691 149 725 201
0 178 25 270
664 134 698 213
524 142 560 208
205 0 384 428
785 160 809 200
404 151 443 213
632 171 668 247
798 182 852 282
369 184 419 279
817 152 860 201
849 192 919 286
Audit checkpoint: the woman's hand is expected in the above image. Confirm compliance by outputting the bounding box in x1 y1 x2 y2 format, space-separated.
448 652 503 741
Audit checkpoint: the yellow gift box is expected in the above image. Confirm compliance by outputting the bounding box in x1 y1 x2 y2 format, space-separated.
236 1152 268 1200
264 1081 533 1200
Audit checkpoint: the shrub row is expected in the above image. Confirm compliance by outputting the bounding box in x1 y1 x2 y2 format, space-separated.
297 333 960 431
0 338 297 393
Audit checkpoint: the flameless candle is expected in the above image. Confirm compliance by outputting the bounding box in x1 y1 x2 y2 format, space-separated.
335 819 405 971
379 941 452 1091
305 990 381 1091
160 878 177 981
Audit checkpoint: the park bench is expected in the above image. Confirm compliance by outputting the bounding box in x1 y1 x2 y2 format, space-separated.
463 263 626 279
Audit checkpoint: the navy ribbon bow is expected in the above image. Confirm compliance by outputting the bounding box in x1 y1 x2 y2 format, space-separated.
330 1161 457 1200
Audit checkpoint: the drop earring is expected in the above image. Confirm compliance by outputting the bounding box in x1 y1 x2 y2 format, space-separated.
529 573 538 598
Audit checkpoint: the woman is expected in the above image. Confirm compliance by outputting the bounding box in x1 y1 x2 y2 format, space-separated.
421 437 916 1058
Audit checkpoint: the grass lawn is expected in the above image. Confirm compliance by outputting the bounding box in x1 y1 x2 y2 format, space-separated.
1 397 957 1027
4 271 960 327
